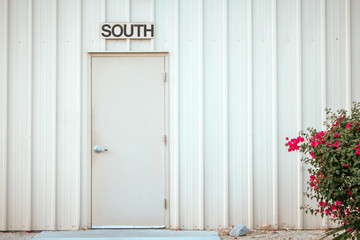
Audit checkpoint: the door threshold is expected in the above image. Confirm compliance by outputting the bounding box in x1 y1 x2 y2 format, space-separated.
92 225 166 229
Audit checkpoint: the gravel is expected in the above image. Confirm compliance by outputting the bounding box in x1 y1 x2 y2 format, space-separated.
220 230 330 240
0 232 40 240
0 230 330 240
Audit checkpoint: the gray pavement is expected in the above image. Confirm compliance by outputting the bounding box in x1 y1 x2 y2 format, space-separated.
31 230 221 240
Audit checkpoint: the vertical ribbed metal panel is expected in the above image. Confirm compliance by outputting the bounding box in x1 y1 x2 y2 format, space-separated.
277 0 298 229
246 0 254 229
56 0 80 230
228 0 249 229
154 0 173 51
203 0 226 230
301 0 323 230
168 0 180 230
31 0 55 230
0 0 9 232
351 0 360 102
326 0 347 110
252 0 275 229
0 0 360 231
7 0 30 230
178 0 201 230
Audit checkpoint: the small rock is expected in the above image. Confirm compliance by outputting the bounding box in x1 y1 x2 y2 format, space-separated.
230 224 250 237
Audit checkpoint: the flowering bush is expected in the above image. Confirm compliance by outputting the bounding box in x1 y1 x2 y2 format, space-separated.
286 102 360 240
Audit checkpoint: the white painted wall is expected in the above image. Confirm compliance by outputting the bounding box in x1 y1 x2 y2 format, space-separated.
0 0 359 231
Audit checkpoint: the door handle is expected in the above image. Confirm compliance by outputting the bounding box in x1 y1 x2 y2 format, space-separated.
94 146 108 153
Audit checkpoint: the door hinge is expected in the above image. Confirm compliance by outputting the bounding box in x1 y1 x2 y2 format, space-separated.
163 135 167 145
164 198 167 209
163 72 167 82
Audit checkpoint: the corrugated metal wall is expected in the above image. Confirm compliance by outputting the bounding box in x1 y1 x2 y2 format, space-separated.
0 0 360 231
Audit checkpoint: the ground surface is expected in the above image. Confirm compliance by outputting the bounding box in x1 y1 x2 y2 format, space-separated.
0 230 330 240
220 230 329 240
0 232 39 240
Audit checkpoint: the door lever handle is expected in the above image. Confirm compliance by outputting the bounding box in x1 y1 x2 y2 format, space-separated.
94 146 108 153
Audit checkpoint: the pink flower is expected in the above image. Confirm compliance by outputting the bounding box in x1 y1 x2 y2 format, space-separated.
334 140 340 148
311 141 317 147
331 205 337 211
344 220 347 224
344 163 349 168
314 186 318 190
336 200 342 206
358 142 360 147
315 131 325 139
356 148 360 155
334 133 339 137
347 189 352 196
325 209 330 215
286 136 304 152
348 228 353 231
310 152 315 159
319 201 324 206
346 122 353 129
286 137 289 140
324 202 328 207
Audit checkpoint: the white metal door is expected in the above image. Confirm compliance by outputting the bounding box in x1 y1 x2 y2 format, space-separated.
91 56 166 228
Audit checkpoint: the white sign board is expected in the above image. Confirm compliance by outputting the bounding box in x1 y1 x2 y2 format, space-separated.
101 23 154 39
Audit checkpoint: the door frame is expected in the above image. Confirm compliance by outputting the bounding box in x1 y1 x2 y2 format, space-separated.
86 52 170 228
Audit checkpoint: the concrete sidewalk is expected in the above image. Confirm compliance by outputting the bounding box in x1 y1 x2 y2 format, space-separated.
31 230 221 240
